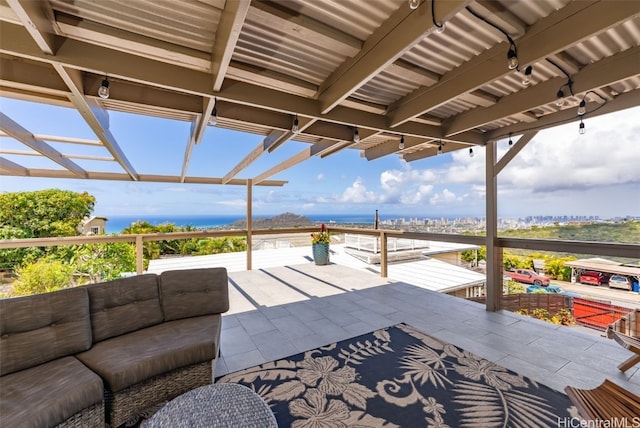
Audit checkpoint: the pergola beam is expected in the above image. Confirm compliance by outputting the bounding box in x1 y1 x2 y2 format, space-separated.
0 112 87 177
181 97 216 182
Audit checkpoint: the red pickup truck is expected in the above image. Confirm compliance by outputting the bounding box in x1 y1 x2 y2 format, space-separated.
504 269 551 286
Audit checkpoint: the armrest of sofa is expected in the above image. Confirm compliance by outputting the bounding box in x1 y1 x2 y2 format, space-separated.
159 267 230 321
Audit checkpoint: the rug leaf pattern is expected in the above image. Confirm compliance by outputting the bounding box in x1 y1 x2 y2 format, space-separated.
217 323 574 427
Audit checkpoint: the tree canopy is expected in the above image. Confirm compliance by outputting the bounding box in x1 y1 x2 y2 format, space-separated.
0 189 95 237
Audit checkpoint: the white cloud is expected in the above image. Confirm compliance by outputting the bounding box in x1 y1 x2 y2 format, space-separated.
338 177 378 203
429 189 458 205
218 199 247 207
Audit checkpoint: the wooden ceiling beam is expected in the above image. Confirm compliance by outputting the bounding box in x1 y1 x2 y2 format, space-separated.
485 89 640 141
52 64 139 180
0 23 480 145
389 0 640 127
212 0 250 91
6 0 57 55
444 45 640 136
317 0 470 114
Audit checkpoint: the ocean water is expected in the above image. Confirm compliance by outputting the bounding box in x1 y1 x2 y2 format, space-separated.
104 213 390 234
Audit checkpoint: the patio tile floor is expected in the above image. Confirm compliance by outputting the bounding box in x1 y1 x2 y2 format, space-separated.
215 263 640 396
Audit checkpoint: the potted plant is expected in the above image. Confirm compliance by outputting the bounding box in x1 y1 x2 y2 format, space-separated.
310 224 330 265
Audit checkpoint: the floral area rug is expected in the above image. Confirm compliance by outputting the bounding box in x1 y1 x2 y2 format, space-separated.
216 323 577 427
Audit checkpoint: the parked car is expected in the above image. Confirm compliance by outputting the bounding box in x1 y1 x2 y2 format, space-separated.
504 269 551 286
546 284 581 298
578 271 608 286
526 284 580 297
608 275 632 291
526 284 548 293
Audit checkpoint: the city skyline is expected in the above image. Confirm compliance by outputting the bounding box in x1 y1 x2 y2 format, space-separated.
1 98 639 220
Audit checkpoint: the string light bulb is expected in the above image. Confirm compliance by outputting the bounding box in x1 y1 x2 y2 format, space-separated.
431 0 445 33
508 133 513 147
577 99 586 116
353 128 360 143
437 142 443 155
555 89 565 107
98 77 110 99
210 106 218 125
292 115 299 133
507 47 518 70
469 148 474 158
522 65 533 86
579 120 585 135
399 135 405 150
408 0 420 10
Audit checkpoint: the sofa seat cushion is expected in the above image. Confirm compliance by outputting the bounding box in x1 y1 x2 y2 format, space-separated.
76 314 221 393
0 356 103 428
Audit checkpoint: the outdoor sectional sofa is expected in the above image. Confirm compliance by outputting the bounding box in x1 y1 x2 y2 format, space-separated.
0 267 229 428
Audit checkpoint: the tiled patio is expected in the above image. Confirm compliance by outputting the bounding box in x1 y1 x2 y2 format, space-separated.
215 263 640 397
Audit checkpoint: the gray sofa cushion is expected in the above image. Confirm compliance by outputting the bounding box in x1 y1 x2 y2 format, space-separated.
160 268 229 321
0 287 92 376
0 356 103 428
76 314 221 392
85 273 163 342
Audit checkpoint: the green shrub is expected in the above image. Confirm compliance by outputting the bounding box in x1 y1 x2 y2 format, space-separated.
12 258 74 296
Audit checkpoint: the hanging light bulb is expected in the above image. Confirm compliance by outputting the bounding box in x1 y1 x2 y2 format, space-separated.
577 99 586 116
469 148 474 158
508 133 513 147
292 115 299 133
399 135 405 150
555 89 565 107
98 77 110 99
210 106 218 125
353 128 360 143
579 120 585 135
507 48 519 70
408 0 420 10
431 0 445 33
437 142 443 155
521 65 533 86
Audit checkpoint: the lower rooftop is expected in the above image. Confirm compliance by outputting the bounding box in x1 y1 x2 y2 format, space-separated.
212 263 640 397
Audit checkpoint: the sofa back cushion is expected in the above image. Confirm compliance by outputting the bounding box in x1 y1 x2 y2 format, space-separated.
85 274 163 342
0 287 92 376
160 267 229 321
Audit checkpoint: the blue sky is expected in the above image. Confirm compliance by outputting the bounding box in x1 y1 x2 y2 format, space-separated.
1 97 639 220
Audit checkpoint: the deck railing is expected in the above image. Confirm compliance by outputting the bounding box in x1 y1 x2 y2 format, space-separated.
1 225 638 307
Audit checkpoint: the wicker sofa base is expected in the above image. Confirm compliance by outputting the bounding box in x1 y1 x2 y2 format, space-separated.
106 360 213 427
55 401 105 428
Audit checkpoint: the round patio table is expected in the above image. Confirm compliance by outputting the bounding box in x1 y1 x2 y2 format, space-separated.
143 383 277 427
